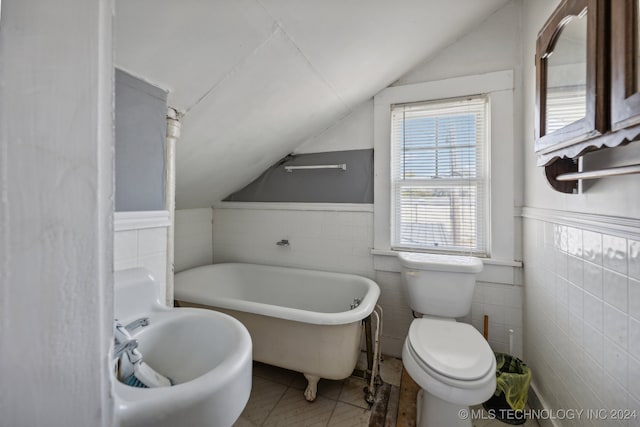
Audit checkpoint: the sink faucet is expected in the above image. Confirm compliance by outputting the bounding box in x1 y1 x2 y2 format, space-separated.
114 320 139 359
112 318 172 388
114 318 149 357
114 339 138 360
124 317 149 332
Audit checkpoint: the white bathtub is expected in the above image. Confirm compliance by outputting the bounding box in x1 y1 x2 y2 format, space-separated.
174 263 380 401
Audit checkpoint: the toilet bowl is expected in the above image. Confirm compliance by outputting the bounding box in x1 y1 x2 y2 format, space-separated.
397 252 496 427
402 318 496 427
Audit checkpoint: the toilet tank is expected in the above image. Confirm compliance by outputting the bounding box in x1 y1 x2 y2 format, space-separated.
397 252 483 318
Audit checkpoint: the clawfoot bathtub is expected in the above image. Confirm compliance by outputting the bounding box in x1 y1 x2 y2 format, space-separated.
175 263 380 401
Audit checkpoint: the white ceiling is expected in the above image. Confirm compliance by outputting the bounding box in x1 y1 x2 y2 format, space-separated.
115 0 510 209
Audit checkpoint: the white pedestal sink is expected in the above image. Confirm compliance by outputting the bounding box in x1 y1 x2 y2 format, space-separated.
113 268 252 427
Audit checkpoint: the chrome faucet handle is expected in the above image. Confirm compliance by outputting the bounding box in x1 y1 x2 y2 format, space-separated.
113 319 139 360
114 319 132 345
125 317 149 332
114 339 138 360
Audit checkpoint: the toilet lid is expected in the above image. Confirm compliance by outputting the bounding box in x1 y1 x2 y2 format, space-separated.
408 319 494 381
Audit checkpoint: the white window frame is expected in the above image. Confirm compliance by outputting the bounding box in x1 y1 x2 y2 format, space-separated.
374 70 515 260
390 96 489 255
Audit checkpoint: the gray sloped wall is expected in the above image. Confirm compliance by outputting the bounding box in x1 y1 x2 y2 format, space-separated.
224 149 373 203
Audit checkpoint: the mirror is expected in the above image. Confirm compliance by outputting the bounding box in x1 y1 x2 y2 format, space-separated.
539 0 640 192
611 0 640 130
535 0 606 166
545 11 588 134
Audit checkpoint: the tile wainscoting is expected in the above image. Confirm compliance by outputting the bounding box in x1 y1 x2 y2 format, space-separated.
522 207 640 427
175 208 214 273
373 260 524 358
212 203 374 278
114 211 170 303
212 203 523 358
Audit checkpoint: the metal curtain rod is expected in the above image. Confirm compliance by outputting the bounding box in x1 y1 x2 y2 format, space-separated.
284 164 347 172
555 163 640 181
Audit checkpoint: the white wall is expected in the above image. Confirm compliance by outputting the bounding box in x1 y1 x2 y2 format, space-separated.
117 0 510 210
114 212 170 302
206 0 526 358
0 0 114 425
211 202 524 357
212 204 374 277
523 212 640 425
175 208 213 272
521 0 640 423
395 0 522 86
398 0 525 214
380 0 524 356
294 100 374 154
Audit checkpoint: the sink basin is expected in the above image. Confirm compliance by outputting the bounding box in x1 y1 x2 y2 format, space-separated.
113 268 252 427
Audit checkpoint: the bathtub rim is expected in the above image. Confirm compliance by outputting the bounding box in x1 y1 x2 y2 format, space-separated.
174 262 380 326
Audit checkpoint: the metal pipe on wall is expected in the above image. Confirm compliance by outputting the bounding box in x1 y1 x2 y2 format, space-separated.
165 107 181 306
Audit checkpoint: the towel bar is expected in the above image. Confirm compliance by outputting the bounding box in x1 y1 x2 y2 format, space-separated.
284 164 347 172
555 163 640 181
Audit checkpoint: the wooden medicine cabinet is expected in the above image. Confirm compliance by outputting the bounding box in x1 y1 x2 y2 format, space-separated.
535 0 607 164
535 0 640 192
611 0 640 130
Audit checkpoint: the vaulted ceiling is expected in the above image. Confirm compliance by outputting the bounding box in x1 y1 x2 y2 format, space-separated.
115 0 510 209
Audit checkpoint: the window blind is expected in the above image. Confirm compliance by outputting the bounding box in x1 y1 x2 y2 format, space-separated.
390 96 488 255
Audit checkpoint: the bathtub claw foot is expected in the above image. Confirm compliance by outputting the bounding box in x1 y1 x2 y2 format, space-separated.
303 374 320 402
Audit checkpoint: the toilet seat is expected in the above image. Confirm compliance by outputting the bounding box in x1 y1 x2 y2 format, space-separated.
407 318 494 383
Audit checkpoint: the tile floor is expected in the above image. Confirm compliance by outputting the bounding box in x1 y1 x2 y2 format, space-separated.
234 355 403 427
234 355 541 427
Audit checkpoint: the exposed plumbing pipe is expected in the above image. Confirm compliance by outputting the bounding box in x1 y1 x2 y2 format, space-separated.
365 304 383 405
165 107 181 306
369 311 380 398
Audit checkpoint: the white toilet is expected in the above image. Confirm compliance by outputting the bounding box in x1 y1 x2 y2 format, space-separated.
398 252 496 427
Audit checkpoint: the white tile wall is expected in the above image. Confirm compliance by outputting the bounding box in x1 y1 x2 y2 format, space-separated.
467 282 524 358
175 208 213 272
373 271 416 357
114 226 168 301
212 205 524 359
366 272 524 358
524 217 640 427
212 207 374 277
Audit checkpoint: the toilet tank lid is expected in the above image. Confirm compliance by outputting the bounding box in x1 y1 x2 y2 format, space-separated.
397 252 483 273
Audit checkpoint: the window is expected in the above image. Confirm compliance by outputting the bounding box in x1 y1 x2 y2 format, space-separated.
390 96 488 255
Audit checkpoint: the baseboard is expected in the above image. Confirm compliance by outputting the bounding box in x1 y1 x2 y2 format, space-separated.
528 382 561 427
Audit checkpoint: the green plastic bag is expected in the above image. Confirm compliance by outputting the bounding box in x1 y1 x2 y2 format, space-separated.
493 352 532 411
